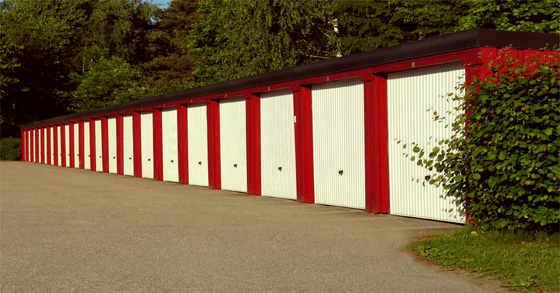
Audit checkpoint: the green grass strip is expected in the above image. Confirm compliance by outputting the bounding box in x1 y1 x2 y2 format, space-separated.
408 227 560 292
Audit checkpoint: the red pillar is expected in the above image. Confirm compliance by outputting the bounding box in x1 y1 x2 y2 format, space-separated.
69 123 75 168
207 100 221 190
89 119 96 171
153 109 163 181
292 85 315 203
60 125 66 167
133 112 142 178
177 105 189 184
245 93 261 196
101 117 109 173
30 129 35 162
116 115 124 175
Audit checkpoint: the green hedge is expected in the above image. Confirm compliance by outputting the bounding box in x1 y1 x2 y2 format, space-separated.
403 51 559 232
0 137 21 161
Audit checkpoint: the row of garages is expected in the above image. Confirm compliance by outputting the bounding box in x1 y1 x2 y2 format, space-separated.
21 29 558 224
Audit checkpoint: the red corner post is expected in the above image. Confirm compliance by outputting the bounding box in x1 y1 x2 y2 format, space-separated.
101 117 109 173
245 93 262 196
363 74 390 214
89 119 96 171
153 109 164 181
206 100 221 190
116 115 124 175
292 85 315 204
177 105 189 184
132 112 142 178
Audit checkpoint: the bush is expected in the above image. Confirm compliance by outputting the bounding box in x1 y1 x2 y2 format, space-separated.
404 50 559 232
0 137 21 161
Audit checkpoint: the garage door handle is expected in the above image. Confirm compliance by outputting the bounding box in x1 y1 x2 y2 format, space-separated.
338 170 343 175
99 156 101 158
129 157 132 160
113 156 116 159
233 164 237 168
278 166 282 171
198 161 202 165
148 158 151 161
171 160 174 163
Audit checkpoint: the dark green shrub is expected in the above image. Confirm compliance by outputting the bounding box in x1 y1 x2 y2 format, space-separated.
0 137 21 161
403 50 559 232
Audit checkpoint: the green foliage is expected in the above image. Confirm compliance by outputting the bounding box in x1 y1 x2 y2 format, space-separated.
0 137 21 161
70 57 147 111
408 228 560 291
458 0 560 33
402 51 560 232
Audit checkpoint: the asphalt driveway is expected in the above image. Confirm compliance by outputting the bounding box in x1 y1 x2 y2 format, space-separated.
1 162 505 292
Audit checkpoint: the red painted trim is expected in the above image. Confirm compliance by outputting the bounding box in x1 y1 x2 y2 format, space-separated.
101 117 109 173
132 112 142 178
293 85 315 203
53 126 58 166
39 128 44 164
89 119 96 171
365 75 390 213
116 115 124 175
207 100 221 190
245 93 262 196
78 121 84 169
60 126 66 166
153 109 164 181
69 123 75 168
177 105 189 184
45 127 51 165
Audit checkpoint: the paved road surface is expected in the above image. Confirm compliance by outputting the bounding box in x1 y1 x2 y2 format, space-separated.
1 162 505 292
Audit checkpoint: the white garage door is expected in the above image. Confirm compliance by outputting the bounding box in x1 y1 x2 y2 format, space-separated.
42 128 47 164
74 123 80 168
387 62 465 223
57 126 62 166
219 98 247 192
187 103 209 186
260 89 297 200
123 115 134 176
141 112 154 179
162 108 179 182
108 117 117 173
64 124 70 167
84 121 90 170
95 120 103 172
50 127 55 165
312 77 366 209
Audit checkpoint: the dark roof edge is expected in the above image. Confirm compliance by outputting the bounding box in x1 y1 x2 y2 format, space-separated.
22 29 559 128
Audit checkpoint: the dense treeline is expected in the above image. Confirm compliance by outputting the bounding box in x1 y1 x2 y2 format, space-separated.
1 0 558 138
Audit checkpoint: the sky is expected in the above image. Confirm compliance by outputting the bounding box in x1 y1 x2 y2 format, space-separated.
149 0 170 9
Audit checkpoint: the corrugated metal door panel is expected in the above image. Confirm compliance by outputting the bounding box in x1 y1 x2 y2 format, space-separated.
50 127 55 165
108 118 117 173
260 89 297 200
123 115 134 176
42 128 47 164
73 123 80 168
387 62 465 223
312 77 366 209
141 112 154 179
84 121 91 170
219 97 247 192
64 125 70 167
57 126 62 166
162 108 179 182
187 104 209 186
95 120 103 172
